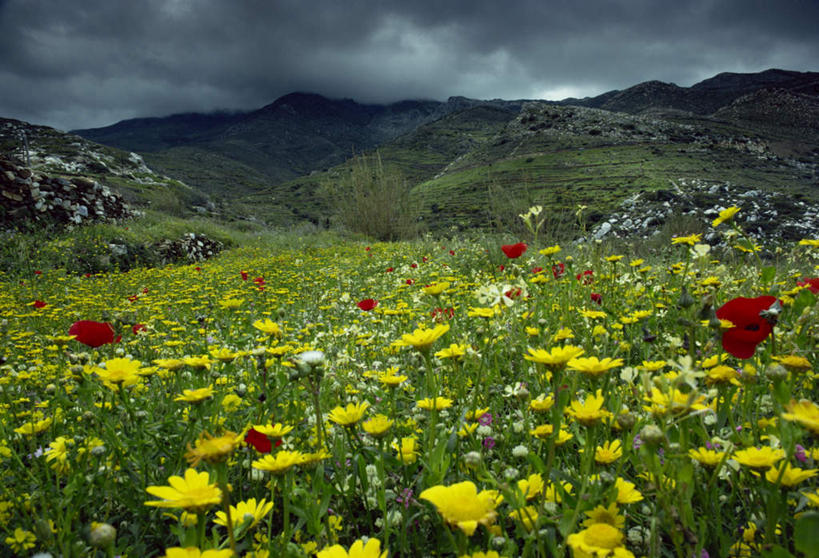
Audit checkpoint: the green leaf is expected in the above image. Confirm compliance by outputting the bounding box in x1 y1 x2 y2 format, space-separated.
761 266 777 284
761 545 796 558
795 512 819 557
792 288 817 317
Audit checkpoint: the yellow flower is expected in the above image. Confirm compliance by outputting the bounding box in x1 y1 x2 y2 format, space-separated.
782 399 819 434
567 357 624 377
45 436 72 474
92 357 145 390
705 365 740 386
508 506 539 531
4 528 36 553
214 497 273 530
253 319 283 337
252 450 305 474
419 481 499 536
423 282 450 295
145 469 223 513
524 345 585 368
218 297 244 310
377 369 408 388
175 386 215 404
162 548 235 558
640 360 667 372
544 481 573 503
712 206 740 227
251 423 294 438
688 447 727 468
14 416 53 435
362 414 394 438
517 473 545 500
799 238 819 247
417 397 453 411
394 436 419 464
209 347 238 362
671 233 702 246
614 478 643 504
567 523 634 558
182 355 212 370
435 343 468 360
578 309 607 320
529 394 555 412
582 503 625 529
316 537 387 558
772 355 812 372
185 431 242 466
733 447 785 470
567 390 613 426
154 358 186 371
804 488 819 507
764 463 818 487
539 245 561 256
328 402 370 426
394 324 450 352
552 327 575 342
468 306 499 318
594 440 623 465
605 255 624 262
642 387 707 416
221 394 242 412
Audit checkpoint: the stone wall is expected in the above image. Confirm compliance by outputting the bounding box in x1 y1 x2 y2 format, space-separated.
0 157 134 229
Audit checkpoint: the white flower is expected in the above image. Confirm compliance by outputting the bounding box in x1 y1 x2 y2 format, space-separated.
512 445 529 458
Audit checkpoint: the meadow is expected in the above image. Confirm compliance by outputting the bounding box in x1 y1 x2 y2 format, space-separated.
1 207 818 558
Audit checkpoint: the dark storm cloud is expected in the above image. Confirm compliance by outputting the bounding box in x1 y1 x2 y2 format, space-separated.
1 0 817 130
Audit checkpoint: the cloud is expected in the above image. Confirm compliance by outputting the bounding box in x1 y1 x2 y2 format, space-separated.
0 0 817 130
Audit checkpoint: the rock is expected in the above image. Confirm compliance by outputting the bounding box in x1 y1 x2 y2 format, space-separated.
594 222 612 239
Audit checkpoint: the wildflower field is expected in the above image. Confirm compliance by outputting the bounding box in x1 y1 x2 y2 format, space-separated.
2 208 819 558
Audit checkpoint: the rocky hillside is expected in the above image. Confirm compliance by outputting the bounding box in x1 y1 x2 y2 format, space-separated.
0 117 213 221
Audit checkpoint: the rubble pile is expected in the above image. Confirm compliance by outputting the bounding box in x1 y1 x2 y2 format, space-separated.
155 233 224 263
590 178 819 243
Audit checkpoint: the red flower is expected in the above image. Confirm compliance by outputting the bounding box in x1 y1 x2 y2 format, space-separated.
501 242 527 259
240 271 248 281
128 294 139 302
411 263 418 269
254 277 265 285
32 300 47 309
422 257 428 263
716 296 779 359
505 288 522 299
531 267 543 274
449 250 455 256
194 266 202 272
590 293 602 304
797 277 819 294
68 320 119 348
132 323 147 335
34 270 42 275
405 279 413 285
431 307 455 321
245 428 272 453
386 267 394 272
498 265 505 272
357 298 378 311
552 263 565 278
577 270 594 284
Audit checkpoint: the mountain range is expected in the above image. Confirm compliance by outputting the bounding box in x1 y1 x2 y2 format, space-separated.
3 68 817 234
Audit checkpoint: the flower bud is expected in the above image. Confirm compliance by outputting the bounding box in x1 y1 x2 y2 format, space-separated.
463 451 482 466
765 363 788 380
640 424 665 447
88 522 116 549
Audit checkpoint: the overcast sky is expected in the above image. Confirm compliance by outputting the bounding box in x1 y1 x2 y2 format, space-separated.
1 0 817 131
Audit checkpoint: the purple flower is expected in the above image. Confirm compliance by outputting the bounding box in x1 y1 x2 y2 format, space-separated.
483 437 496 450
632 434 643 450
478 412 493 426
795 444 808 463
396 488 414 509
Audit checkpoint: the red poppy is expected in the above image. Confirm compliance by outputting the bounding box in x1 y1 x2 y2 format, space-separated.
386 267 394 272
142 288 149 294
715 296 779 359
431 307 455 321
84 273 93 278
128 295 139 302
449 250 455 256
357 298 378 311
501 242 527 259
132 323 147 335
194 266 202 272
577 270 594 284
34 270 42 275
68 320 119 348
405 279 413 285
531 267 543 274
590 293 602 304
797 277 819 294
498 265 505 272
422 257 428 263
411 263 418 269
505 288 522 299
254 277 265 286
245 428 272 453
32 300 47 309
240 271 248 281
552 263 565 278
